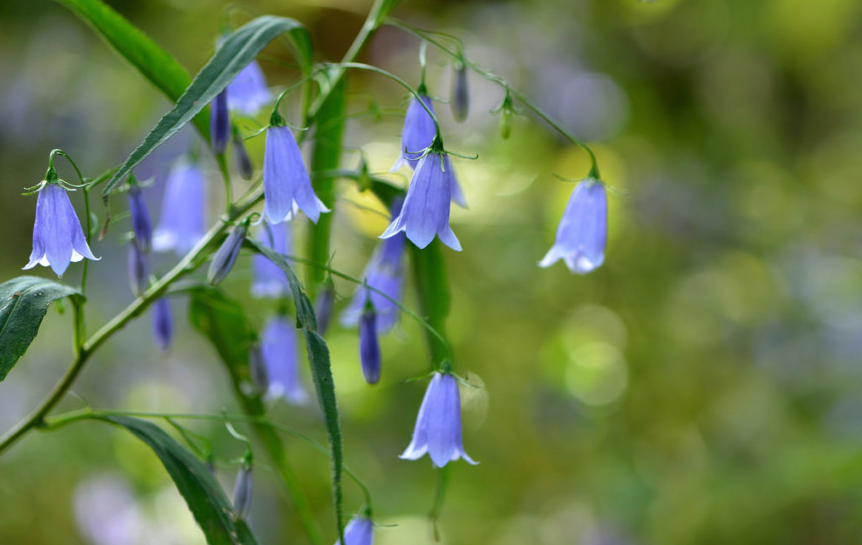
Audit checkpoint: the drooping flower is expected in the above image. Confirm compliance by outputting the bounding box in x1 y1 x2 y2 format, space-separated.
450 62 470 122
539 179 607 274
207 220 249 285
359 307 381 384
24 182 99 277
232 464 253 520
152 297 173 352
263 125 329 224
227 61 270 116
128 242 149 296
260 316 307 404
251 222 292 299
394 95 467 207
211 89 230 155
127 183 152 252
381 153 461 251
152 158 206 255
400 372 477 467
341 199 406 333
334 515 373 545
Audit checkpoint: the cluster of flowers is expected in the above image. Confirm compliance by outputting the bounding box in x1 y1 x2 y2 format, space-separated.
23 52 608 543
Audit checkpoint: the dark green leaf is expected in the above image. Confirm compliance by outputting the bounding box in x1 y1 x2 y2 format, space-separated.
0 276 81 382
104 15 312 195
98 415 258 545
52 0 209 141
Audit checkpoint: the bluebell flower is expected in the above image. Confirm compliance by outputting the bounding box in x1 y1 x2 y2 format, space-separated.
128 242 149 296
227 61 270 116
359 307 381 385
207 221 249 285
394 95 467 207
334 515 373 545
263 125 329 224
260 316 307 404
400 372 477 467
211 89 230 155
153 158 206 255
381 153 461 251
450 63 470 122
127 184 152 252
539 179 607 274
152 297 173 352
232 464 253 520
341 199 406 333
23 183 99 277
251 222 292 299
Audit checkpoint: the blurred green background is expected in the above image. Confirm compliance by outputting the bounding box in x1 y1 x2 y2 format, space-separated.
3 0 862 543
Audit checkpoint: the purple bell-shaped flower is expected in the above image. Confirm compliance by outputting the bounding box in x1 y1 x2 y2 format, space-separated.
539 179 607 274
227 61 270 116
152 158 206 255
400 372 477 467
260 316 307 404
334 515 373 545
263 124 329 224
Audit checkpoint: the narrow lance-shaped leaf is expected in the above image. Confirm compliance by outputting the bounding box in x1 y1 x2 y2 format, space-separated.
94 415 259 545
0 276 81 381
104 15 312 195
51 0 209 140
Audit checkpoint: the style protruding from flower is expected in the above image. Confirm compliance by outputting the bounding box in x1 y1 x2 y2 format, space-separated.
539 178 607 274
207 219 249 285
24 173 99 277
251 222 292 299
341 197 406 333
153 158 206 255
211 89 230 155
381 151 462 251
450 61 470 123
263 115 329 224
227 61 270 116
334 515 373 545
401 371 477 468
152 297 173 352
260 316 307 404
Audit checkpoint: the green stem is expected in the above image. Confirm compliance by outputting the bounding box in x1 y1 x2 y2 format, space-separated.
409 241 452 369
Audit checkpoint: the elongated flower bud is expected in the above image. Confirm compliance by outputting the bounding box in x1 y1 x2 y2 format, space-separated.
359 308 381 384
152 297 173 352
211 89 230 155
249 344 268 395
315 284 335 336
128 183 152 252
232 465 253 520
128 241 149 296
208 222 249 285
232 130 254 180
500 106 512 140
450 62 469 122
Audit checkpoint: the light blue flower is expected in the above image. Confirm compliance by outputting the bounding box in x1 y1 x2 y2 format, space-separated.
152 158 206 255
251 222 292 299
334 515 373 545
381 153 461 251
23 183 99 277
261 316 307 404
400 372 477 467
263 125 329 224
539 179 607 274
227 61 270 116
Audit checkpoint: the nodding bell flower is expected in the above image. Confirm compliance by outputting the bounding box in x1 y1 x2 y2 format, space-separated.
211 89 230 155
359 306 381 384
539 178 607 274
260 316 307 404
152 297 173 352
207 220 249 285
263 122 329 224
153 158 206 255
450 62 470 122
381 152 461 251
23 180 99 278
314 283 335 336
128 242 149 296
232 464 253 520
128 183 152 252
334 515 374 545
232 128 254 180
400 372 477 468
341 198 406 333
251 222 292 299
227 61 270 116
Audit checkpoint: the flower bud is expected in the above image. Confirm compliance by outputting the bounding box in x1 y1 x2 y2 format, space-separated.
208 221 249 285
249 343 268 395
152 297 173 352
232 465 253 520
211 89 230 155
450 62 469 122
359 307 381 384
314 284 335 336
128 183 152 252
232 130 254 180
500 106 512 140
128 241 149 296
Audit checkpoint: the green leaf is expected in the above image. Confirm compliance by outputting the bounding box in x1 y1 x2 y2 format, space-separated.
104 15 312 195
52 0 209 141
0 276 81 382
97 415 258 545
